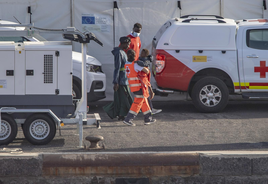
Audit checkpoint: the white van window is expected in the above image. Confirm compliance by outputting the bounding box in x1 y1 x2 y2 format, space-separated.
153 20 173 47
0 36 28 42
247 29 268 50
170 26 231 47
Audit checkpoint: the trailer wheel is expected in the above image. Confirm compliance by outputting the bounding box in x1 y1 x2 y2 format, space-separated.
23 114 56 145
191 76 229 113
0 114 17 145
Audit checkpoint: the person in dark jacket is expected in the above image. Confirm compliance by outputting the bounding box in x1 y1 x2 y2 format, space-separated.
103 37 133 120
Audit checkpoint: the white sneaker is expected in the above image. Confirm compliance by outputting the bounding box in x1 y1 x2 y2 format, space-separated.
144 119 156 125
152 108 162 115
123 120 136 126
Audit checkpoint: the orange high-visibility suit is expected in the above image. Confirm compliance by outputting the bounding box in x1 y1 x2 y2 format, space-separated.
124 62 152 122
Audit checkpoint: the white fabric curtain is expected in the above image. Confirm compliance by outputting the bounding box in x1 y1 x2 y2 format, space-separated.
181 0 221 16
0 0 267 100
0 0 70 41
222 0 263 19
73 0 114 64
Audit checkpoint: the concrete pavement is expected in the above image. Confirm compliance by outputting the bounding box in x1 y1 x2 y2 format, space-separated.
2 98 268 183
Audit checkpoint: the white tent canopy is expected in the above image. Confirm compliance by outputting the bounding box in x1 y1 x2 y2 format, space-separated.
0 0 267 100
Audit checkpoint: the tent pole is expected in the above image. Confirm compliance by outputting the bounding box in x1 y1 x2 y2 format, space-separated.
70 0 75 50
220 0 224 17
113 1 119 48
70 0 74 27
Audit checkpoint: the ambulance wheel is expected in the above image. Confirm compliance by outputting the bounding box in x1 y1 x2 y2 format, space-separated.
23 114 56 145
191 76 229 113
72 83 81 99
0 114 17 145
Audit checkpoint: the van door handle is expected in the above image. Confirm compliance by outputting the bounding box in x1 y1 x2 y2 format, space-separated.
247 54 259 58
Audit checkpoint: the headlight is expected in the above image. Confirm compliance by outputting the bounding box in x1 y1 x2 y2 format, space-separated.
86 63 103 73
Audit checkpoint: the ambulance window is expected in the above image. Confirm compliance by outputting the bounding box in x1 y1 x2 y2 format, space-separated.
247 29 268 50
154 21 172 45
0 36 28 43
170 26 231 47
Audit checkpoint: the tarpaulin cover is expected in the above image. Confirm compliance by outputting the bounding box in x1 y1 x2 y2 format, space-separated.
0 0 267 100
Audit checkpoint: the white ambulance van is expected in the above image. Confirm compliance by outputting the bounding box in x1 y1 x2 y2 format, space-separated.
152 15 268 112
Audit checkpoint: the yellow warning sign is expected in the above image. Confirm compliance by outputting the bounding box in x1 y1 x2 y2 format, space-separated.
0 85 3 88
193 56 207 62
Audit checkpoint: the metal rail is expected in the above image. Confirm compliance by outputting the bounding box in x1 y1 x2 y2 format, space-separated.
0 24 88 41
180 15 224 19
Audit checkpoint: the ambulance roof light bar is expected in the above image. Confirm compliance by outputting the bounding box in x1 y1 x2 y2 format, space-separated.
181 15 224 19
182 18 226 23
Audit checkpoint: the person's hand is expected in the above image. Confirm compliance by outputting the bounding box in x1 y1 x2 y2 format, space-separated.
150 92 155 100
142 67 150 74
113 84 119 91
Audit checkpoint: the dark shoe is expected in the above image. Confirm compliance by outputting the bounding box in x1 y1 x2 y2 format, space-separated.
118 116 125 121
144 119 156 125
152 108 162 115
123 120 136 126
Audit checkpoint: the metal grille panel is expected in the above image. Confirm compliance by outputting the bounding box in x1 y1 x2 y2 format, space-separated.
44 55 53 83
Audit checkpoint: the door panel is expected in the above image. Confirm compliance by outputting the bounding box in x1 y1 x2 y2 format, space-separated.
26 51 57 95
242 28 268 91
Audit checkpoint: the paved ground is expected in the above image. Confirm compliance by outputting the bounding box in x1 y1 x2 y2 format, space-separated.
2 97 268 153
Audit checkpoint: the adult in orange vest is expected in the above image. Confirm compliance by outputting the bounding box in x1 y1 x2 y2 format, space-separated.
124 23 142 61
124 24 161 115
123 49 156 126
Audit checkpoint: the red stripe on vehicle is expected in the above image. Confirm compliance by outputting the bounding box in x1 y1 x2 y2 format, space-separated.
235 86 247 89
249 83 268 86
154 49 195 91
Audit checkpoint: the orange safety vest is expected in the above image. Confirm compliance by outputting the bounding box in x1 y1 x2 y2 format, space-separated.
124 35 141 61
125 62 141 92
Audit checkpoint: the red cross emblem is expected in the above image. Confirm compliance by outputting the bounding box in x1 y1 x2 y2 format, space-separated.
254 61 268 78
126 66 130 76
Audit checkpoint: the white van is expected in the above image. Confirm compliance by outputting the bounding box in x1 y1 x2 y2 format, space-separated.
152 15 268 112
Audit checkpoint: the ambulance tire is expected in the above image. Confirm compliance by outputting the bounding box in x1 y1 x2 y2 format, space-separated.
0 114 17 145
191 76 229 113
23 114 56 145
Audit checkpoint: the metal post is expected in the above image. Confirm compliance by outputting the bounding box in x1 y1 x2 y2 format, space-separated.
81 43 87 121
0 109 1 133
78 112 83 148
70 0 75 50
75 42 87 123
76 120 79 134
113 1 119 47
